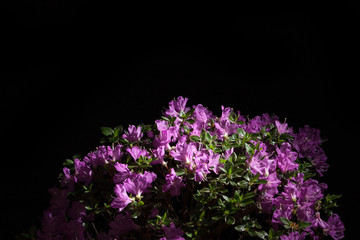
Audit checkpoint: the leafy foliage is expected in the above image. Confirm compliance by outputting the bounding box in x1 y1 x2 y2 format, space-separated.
18 97 345 240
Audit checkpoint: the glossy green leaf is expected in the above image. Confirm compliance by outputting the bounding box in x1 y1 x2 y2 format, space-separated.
100 127 114 136
234 225 247 232
255 230 268 239
225 215 235 225
280 217 291 229
190 135 201 142
298 220 311 229
237 128 246 137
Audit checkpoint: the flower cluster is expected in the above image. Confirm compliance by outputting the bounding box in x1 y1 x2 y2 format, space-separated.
29 96 344 240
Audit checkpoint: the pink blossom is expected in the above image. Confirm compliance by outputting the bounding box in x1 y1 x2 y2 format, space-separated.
126 146 149 161
326 214 345 239
275 142 299 173
165 96 190 118
123 171 157 198
193 104 212 124
275 120 292 134
109 212 138 237
280 231 307 240
160 222 185 240
249 150 276 178
111 184 133 212
162 168 185 197
151 145 166 165
122 125 143 142
170 142 197 169
113 162 131 184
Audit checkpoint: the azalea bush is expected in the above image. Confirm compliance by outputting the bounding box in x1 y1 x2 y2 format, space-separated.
21 96 345 239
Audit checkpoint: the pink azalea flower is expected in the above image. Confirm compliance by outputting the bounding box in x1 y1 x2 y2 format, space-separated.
249 150 276 178
292 125 322 158
160 222 185 240
123 171 157 198
109 212 138 237
193 104 212 124
326 214 345 240
122 125 143 142
207 150 222 174
126 146 149 161
275 120 292 134
113 162 131 184
74 158 92 185
280 231 307 240
258 172 281 195
151 145 166 165
165 96 190 118
162 168 185 196
219 105 232 122
214 120 238 139
311 148 329 177
275 142 299 173
111 184 133 212
84 145 113 166
170 142 197 170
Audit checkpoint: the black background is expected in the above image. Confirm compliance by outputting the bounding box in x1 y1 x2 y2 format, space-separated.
2 2 358 239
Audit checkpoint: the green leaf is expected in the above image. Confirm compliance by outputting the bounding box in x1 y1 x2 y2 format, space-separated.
190 135 201 142
245 143 253 155
280 217 291 225
200 188 210 193
186 118 195 124
205 131 212 142
239 199 254 207
140 124 153 132
243 191 256 200
251 172 260 182
225 215 235 225
161 116 170 121
131 210 141 218
72 153 81 160
298 220 311 229
255 230 268 240
179 110 186 118
185 232 193 238
254 179 268 184
243 172 251 182
217 198 225 207
224 161 233 176
63 159 74 167
280 217 291 229
234 191 241 201
248 229 256 237
326 193 342 202
234 225 247 232
100 127 114 136
199 210 206 220
219 167 227 174
222 195 229 202
185 222 194 228
176 169 185 176
211 214 223 221
186 107 195 117
237 128 246 137
268 228 274 240
113 125 123 137
238 180 249 188
214 147 223 153
229 181 238 187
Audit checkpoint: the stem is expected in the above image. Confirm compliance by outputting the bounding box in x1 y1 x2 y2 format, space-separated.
92 222 98 236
